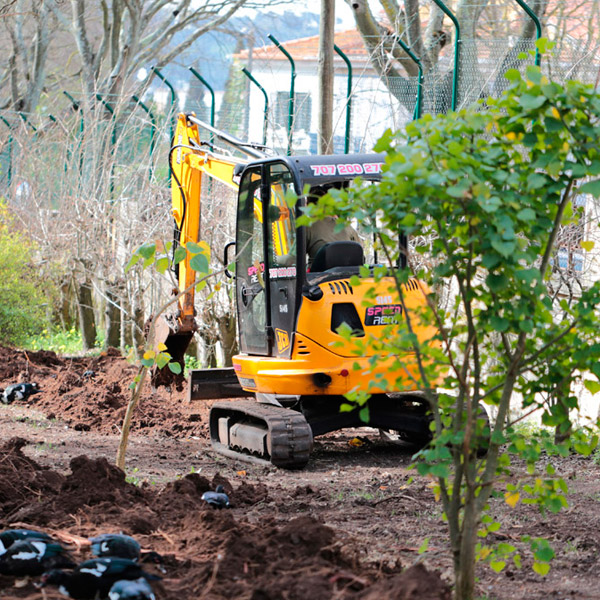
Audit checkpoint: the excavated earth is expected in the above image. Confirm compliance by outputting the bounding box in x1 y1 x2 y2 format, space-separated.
0 345 599 600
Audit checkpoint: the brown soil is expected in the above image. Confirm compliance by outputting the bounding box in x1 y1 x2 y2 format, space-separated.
0 346 599 600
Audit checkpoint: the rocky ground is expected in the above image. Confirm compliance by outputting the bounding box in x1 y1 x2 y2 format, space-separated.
0 345 599 599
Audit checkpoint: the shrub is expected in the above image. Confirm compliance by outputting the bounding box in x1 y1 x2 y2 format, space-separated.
0 202 52 346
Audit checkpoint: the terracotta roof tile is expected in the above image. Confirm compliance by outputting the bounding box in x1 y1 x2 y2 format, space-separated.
236 29 368 61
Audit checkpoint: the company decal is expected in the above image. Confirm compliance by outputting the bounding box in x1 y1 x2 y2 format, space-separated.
275 328 290 353
247 261 265 283
269 266 296 279
364 304 403 326
248 264 296 281
309 162 383 177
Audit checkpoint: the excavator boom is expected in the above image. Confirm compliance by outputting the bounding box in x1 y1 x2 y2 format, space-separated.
152 114 251 385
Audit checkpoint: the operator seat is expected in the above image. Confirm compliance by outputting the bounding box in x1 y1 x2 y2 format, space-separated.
310 241 364 273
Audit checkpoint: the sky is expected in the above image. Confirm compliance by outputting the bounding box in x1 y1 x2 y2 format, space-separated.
241 0 356 29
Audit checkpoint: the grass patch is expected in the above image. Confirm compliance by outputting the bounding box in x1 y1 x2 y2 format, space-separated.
23 326 105 355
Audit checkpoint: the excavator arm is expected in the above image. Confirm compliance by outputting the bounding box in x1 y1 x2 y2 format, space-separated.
152 113 248 386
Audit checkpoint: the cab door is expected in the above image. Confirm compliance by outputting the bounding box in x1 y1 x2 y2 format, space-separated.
235 163 298 358
265 163 297 359
236 166 269 355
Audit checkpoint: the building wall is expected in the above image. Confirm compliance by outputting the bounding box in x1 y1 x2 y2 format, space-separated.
244 58 414 155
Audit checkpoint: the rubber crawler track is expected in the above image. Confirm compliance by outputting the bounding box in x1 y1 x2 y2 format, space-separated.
209 400 314 468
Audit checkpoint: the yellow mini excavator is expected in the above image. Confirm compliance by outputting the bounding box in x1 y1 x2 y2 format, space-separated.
155 113 441 468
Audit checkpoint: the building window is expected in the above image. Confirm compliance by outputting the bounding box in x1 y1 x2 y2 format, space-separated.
274 91 312 132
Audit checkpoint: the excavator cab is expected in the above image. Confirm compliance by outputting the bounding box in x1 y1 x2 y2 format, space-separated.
234 156 382 363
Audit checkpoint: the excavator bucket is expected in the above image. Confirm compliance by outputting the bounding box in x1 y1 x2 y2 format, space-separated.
150 314 195 388
188 368 254 402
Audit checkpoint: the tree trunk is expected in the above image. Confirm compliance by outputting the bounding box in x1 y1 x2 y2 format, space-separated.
318 0 335 154
104 285 121 349
218 312 238 367
120 293 133 352
58 276 75 329
490 0 549 96
455 491 478 600
198 328 219 368
554 378 573 444
132 301 146 359
77 279 97 350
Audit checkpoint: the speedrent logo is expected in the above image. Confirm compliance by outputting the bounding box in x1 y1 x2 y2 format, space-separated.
364 304 403 326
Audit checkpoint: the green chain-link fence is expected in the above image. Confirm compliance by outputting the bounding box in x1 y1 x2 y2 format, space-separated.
2 2 599 216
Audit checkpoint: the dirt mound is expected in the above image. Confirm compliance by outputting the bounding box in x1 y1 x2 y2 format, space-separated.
0 345 208 439
0 437 65 517
6 453 147 527
1 340 599 599
360 563 452 600
0 438 450 600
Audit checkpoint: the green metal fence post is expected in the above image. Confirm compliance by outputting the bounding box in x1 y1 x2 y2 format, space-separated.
188 68 215 128
132 95 157 179
95 94 116 145
241 67 269 147
63 91 85 175
63 91 84 135
390 39 424 120
188 67 216 149
0 115 12 186
333 45 353 153
430 0 460 111
151 66 177 142
513 0 542 66
268 34 295 155
47 114 69 176
19 112 37 132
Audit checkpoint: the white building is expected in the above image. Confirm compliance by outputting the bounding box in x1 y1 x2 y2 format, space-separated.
236 29 419 155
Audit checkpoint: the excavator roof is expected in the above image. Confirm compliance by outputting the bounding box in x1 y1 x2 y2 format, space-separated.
243 153 385 189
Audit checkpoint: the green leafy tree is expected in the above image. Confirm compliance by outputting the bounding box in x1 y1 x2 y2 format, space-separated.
304 46 600 599
0 202 52 346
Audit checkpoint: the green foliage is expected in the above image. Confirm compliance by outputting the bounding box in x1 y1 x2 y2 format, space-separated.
313 62 600 597
0 202 54 346
24 326 106 355
25 326 83 354
184 353 201 377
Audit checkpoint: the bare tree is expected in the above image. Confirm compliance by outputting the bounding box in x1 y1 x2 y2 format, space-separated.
1 0 54 112
1 0 292 112
1 0 292 352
